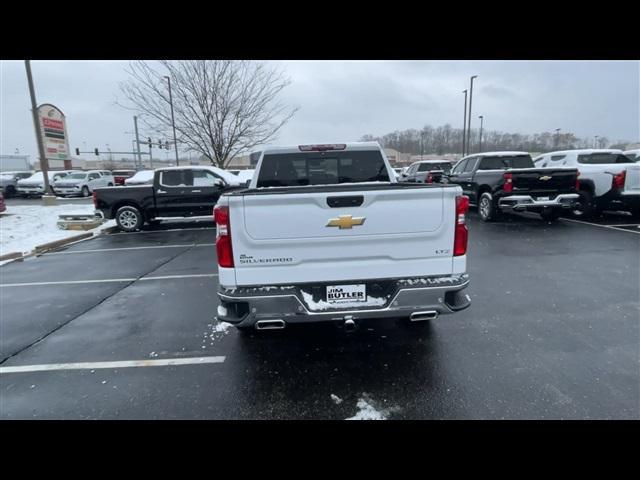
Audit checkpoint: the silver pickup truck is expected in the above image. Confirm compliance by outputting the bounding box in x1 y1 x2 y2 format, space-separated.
214 142 471 333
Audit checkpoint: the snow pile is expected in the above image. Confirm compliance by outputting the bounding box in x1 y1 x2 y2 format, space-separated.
201 319 232 349
346 394 400 420
0 204 113 258
301 291 386 311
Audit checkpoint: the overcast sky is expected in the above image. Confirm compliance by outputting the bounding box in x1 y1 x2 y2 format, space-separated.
1 60 638 161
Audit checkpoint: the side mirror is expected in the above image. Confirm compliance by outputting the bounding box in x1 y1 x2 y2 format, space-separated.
214 178 225 188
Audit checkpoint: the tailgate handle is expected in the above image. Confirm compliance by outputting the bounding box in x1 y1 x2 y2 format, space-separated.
327 195 364 208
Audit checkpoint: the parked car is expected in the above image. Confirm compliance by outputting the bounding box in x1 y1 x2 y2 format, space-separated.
0 171 34 197
214 142 471 333
401 160 453 184
235 169 254 186
17 170 74 196
623 149 640 162
533 149 640 217
124 170 155 186
110 170 137 186
0 191 6 214
442 151 580 222
53 170 115 197
94 166 244 232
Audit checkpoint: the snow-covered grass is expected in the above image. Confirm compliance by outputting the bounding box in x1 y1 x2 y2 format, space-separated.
0 204 114 259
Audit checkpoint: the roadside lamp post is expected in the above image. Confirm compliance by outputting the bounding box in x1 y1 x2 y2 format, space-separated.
555 128 561 149
595 136 599 148
462 89 468 156
164 76 180 166
467 76 478 156
478 115 484 153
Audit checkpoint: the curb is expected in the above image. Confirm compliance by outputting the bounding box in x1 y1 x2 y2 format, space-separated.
100 225 120 235
0 251 23 262
34 232 94 253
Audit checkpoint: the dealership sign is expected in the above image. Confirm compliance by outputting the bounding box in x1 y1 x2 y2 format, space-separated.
37 104 70 161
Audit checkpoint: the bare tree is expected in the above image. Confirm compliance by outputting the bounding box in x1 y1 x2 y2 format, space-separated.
118 61 298 168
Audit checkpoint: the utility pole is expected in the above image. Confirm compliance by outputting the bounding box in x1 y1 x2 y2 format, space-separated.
594 135 599 149
462 89 468 156
478 115 484 153
25 60 53 202
555 128 561 149
420 131 425 159
164 76 180 166
133 115 142 169
467 75 478 157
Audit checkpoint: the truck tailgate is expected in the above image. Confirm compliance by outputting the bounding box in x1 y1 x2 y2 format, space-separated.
226 185 462 286
510 168 577 193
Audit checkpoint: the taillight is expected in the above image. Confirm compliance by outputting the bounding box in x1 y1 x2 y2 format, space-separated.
612 170 626 190
214 205 234 268
454 195 469 257
298 144 346 151
92 191 97 208
503 172 513 193
426 172 434 184
576 170 580 190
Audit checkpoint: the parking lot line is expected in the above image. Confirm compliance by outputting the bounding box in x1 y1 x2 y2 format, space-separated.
43 244 216 255
109 227 215 235
561 218 640 234
0 356 226 374
0 273 219 288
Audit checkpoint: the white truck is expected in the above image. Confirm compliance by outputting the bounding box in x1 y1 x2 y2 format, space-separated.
214 142 471 332
533 149 640 217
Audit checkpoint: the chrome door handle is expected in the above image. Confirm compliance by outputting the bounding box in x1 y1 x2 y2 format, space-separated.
157 189 167 194
191 190 202 193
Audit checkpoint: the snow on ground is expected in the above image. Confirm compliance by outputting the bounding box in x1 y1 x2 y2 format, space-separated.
345 393 400 420
0 204 114 258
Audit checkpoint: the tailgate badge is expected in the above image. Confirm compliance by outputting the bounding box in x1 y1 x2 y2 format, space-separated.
539 175 552 181
326 215 366 229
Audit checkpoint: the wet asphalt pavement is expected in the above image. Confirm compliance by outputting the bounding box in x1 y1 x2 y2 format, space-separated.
0 213 638 419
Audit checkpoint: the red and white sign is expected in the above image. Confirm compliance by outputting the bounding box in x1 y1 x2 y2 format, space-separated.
37 104 70 161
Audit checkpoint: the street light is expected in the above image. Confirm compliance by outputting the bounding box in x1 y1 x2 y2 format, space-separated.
467 76 478 157
478 115 484 153
595 135 599 148
462 90 468 156
164 76 180 166
555 128 561 149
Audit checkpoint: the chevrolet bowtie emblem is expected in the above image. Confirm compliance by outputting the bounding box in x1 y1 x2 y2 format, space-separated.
326 215 366 229
539 175 552 181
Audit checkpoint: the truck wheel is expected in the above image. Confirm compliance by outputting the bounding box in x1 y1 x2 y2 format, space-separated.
81 186 90 197
5 185 16 197
540 209 561 222
572 190 595 219
115 205 143 232
478 193 500 222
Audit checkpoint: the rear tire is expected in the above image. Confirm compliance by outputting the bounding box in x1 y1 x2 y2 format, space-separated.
540 209 562 222
478 192 500 222
572 190 595 219
115 205 143 232
81 186 90 197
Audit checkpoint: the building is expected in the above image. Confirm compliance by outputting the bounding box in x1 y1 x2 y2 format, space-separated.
383 148 412 167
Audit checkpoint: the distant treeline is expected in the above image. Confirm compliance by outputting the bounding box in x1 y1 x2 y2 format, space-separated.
360 125 632 155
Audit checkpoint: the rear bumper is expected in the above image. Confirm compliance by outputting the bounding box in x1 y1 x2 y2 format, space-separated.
498 193 579 212
216 274 470 328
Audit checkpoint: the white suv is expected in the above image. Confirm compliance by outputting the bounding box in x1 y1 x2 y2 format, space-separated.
53 170 115 197
533 149 640 217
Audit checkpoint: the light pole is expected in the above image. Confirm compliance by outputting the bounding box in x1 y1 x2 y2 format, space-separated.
24 60 52 201
555 128 561 149
467 76 478 157
478 115 484 153
421 131 425 159
462 89 468 156
164 76 180 166
594 135 599 148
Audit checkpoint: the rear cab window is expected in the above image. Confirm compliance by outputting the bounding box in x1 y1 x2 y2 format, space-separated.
577 153 633 164
256 150 390 188
477 155 534 170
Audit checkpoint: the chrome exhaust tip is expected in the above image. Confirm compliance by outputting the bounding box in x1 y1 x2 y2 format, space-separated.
255 319 286 330
410 310 438 322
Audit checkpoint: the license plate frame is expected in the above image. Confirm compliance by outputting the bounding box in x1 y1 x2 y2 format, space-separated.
537 196 550 202
326 284 366 304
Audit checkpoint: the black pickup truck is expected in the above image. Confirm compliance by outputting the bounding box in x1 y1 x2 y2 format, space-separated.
94 166 243 231
441 152 580 221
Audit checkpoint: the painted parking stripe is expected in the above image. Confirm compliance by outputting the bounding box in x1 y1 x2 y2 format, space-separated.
561 218 640 234
0 356 226 374
109 226 215 235
43 243 215 255
0 273 218 288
